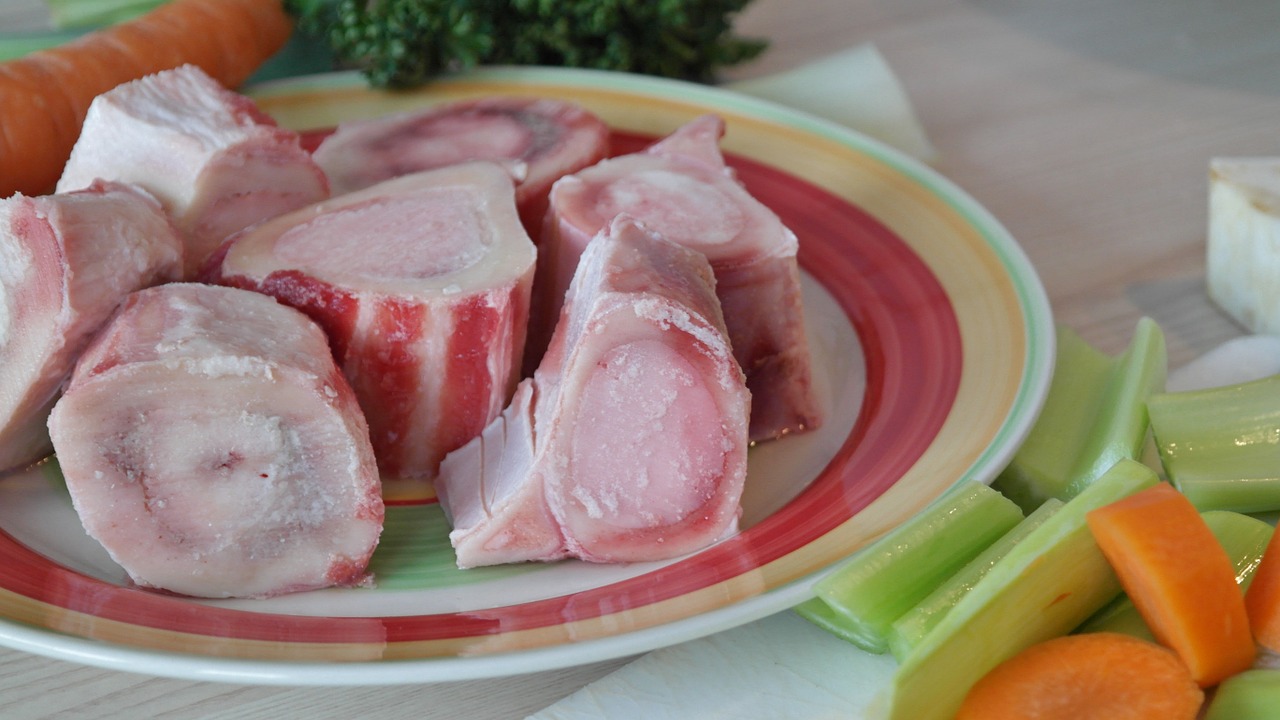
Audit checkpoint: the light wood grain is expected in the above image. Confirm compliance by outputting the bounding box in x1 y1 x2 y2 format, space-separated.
2 0 1278 716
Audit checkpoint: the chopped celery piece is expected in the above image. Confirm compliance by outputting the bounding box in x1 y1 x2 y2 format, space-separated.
1150 374 1280 512
886 498 1064 661
1204 669 1280 720
806 482 1023 654
792 597 865 645
1203 510 1274 587
994 319 1166 513
1076 509 1274 639
880 459 1157 720
1074 592 1158 642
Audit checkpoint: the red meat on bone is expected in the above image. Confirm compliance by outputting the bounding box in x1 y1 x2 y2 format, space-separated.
213 162 536 481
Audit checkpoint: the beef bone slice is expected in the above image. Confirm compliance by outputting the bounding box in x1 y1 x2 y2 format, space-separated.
437 216 751 568
312 95 609 244
0 180 181 474
539 114 821 442
56 64 329 279
47 283 383 599
213 162 536 482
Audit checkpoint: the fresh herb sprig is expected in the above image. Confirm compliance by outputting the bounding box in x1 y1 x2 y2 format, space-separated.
286 0 768 88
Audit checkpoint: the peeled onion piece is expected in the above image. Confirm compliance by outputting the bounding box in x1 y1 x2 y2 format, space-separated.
1206 157 1280 334
214 162 536 481
437 217 751 567
312 95 609 241
47 283 383 599
540 115 820 441
56 64 329 279
0 181 181 473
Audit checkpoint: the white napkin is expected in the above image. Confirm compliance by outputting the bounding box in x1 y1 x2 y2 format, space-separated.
1165 334 1280 392
527 611 896 720
529 45 932 720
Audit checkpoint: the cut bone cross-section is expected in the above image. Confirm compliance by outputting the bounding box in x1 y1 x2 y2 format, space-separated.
214 162 536 481
437 217 751 568
540 114 822 441
0 180 181 473
48 283 383 599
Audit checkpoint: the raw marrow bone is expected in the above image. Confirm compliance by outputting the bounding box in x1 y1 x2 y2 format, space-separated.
541 114 819 441
437 216 751 568
47 283 383 599
214 162 536 481
57 64 329 279
313 95 609 243
0 180 181 473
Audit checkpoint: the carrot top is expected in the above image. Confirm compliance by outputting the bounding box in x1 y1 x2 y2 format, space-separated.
1086 482 1255 687
956 632 1203 720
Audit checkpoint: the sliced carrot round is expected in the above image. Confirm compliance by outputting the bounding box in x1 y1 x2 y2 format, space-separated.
956 632 1203 720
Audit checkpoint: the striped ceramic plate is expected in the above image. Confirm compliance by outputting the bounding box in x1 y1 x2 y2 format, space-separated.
0 67 1053 684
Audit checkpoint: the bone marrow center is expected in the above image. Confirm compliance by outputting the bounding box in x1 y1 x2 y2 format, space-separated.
568 339 724 529
274 192 489 280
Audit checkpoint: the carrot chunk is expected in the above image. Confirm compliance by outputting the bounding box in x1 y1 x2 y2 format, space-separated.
1086 482 1256 687
1245 517 1280 651
956 632 1203 720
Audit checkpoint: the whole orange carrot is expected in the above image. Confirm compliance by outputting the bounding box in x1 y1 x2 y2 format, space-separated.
1086 482 1256 687
956 632 1203 720
0 0 292 199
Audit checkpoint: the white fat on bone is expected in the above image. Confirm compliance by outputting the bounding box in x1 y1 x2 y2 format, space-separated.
539 114 820 441
47 283 383 599
214 162 536 482
437 217 751 568
56 64 329 279
0 180 181 474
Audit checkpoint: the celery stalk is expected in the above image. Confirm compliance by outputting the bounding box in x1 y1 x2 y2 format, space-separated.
994 319 1166 513
1073 592 1158 642
1204 670 1280 720
885 498 1065 661
1150 374 1280 512
802 482 1023 654
1076 509 1274 639
791 597 865 645
880 459 1157 720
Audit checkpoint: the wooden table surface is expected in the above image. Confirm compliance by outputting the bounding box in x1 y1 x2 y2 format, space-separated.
3 0 1280 717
